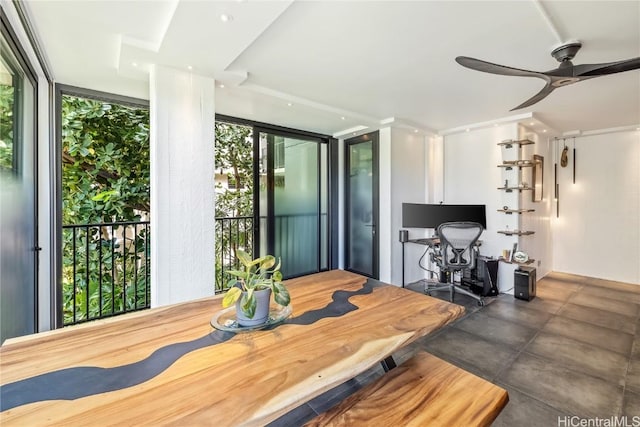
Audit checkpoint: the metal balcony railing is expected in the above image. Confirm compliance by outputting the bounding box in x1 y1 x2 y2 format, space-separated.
215 216 253 292
215 213 327 291
62 221 150 326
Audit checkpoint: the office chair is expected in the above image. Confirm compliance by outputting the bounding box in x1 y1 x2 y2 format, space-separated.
426 221 485 306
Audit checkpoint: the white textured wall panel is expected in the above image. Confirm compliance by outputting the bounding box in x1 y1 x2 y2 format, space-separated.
150 65 216 306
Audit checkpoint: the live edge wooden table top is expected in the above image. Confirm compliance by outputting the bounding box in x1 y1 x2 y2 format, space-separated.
0 270 465 426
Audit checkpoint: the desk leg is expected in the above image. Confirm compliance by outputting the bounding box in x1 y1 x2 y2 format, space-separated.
401 242 405 288
381 356 397 372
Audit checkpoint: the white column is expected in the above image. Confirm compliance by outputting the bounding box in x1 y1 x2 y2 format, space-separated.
378 127 392 283
149 65 215 307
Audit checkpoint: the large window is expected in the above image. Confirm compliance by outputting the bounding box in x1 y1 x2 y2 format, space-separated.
58 88 150 326
258 131 328 278
215 117 334 290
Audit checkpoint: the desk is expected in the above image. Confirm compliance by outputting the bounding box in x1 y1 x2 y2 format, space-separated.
0 270 464 426
401 237 482 286
409 237 440 246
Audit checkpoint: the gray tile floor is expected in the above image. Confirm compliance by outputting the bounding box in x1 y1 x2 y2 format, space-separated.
269 272 640 426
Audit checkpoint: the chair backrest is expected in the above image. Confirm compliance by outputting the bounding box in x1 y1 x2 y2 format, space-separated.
436 222 483 271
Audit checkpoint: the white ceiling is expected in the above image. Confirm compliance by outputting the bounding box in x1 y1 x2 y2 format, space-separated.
23 0 640 136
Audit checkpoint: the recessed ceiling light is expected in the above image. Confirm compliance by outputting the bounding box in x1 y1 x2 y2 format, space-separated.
493 124 498 127
465 128 470 132
220 14 233 22
132 62 138 67
341 116 345 120
542 129 547 133
414 129 419 133
530 122 535 126
187 65 193 70
287 102 293 107
352 132 356 136
219 84 225 89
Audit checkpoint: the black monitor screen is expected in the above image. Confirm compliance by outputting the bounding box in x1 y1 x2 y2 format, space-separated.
402 203 487 229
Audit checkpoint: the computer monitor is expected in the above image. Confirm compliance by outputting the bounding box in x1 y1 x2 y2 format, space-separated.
402 203 487 229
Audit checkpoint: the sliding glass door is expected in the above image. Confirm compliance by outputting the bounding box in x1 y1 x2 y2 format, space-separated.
257 130 328 278
0 25 38 343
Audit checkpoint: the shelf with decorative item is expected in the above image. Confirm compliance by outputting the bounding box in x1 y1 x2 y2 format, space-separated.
497 230 535 236
497 208 535 214
497 186 534 192
497 161 534 170
498 256 536 266
497 139 535 148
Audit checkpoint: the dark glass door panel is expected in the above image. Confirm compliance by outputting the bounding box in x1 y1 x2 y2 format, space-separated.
0 29 37 343
257 131 328 278
345 132 378 278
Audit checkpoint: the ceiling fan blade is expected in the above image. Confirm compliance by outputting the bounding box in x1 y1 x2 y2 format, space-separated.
573 57 640 77
456 56 549 80
510 83 556 111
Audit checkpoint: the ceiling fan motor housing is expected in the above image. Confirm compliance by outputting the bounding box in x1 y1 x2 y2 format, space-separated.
551 42 583 62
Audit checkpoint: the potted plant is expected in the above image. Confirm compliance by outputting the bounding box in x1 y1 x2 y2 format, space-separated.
222 249 291 327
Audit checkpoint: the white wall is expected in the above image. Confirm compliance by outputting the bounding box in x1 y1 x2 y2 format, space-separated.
149 65 216 306
425 136 444 203
442 124 554 292
444 125 519 262
389 128 429 286
552 130 640 284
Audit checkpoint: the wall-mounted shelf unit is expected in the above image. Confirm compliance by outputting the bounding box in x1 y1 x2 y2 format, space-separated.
497 139 535 148
497 162 534 170
497 209 535 214
498 257 536 266
497 230 535 236
497 137 536 244
497 187 533 192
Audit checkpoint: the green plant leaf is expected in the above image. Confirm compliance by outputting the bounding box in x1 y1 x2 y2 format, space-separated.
237 249 252 267
248 255 270 267
260 255 276 270
272 270 282 282
272 258 281 272
225 270 248 279
222 287 242 308
91 189 118 202
273 282 290 306
241 290 256 318
226 278 241 290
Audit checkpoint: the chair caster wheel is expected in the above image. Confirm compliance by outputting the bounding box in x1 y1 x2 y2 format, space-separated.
478 300 485 307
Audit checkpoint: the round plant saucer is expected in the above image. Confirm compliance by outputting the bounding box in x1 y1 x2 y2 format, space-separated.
211 303 292 333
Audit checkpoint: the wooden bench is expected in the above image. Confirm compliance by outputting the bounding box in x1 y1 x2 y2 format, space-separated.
305 351 509 427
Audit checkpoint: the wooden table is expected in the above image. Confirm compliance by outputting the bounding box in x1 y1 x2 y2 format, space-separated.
0 270 465 426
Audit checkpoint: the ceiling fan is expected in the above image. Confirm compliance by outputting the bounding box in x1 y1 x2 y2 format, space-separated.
456 41 640 110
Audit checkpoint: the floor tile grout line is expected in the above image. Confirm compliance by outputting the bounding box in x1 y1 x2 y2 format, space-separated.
491 301 557 384
493 379 575 419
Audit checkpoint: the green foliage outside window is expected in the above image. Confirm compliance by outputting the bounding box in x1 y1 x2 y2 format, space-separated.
214 122 254 291
0 84 14 172
61 95 150 325
62 95 150 225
